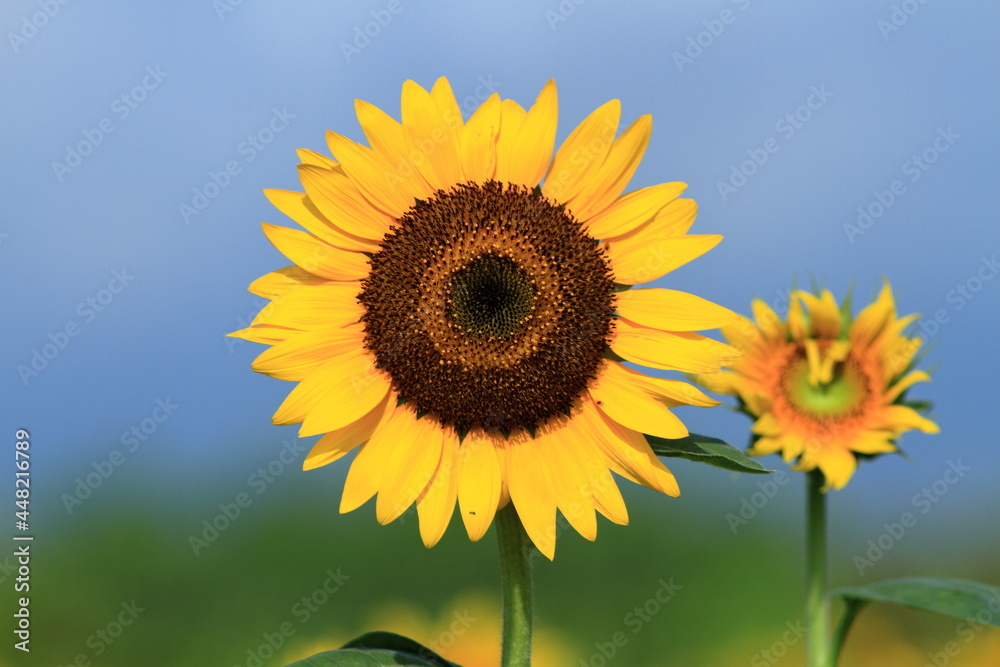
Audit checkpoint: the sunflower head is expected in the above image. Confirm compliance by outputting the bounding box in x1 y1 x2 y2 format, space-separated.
699 282 939 490
230 78 738 558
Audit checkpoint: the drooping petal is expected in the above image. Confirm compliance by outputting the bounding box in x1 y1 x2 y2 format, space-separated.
376 411 445 525
589 360 689 439
304 392 395 471
416 427 460 548
457 430 503 542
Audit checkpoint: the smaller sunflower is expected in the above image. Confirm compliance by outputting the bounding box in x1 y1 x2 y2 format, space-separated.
699 282 938 489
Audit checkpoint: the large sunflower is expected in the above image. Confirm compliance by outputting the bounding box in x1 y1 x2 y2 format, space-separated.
699 283 938 490
230 78 738 559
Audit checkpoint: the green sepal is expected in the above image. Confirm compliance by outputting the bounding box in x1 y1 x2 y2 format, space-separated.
284 632 462 667
646 433 774 474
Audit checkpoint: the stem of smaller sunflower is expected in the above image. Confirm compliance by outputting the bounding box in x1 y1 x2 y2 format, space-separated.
496 504 534 667
806 470 830 667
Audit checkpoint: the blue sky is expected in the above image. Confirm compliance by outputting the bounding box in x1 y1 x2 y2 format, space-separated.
3 0 998 559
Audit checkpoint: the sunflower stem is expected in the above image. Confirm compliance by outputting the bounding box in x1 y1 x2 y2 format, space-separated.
496 504 534 667
806 470 830 667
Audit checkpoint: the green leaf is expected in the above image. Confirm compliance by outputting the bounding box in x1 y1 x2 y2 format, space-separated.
284 632 462 667
834 578 1000 623
646 433 774 474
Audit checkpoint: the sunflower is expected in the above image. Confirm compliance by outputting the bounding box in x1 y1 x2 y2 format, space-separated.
699 283 938 490
230 78 738 559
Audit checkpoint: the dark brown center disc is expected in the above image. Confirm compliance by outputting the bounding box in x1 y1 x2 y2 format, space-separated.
358 181 616 435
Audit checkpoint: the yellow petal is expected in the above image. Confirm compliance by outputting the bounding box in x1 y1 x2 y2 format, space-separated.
787 296 808 341
340 403 406 513
264 189 381 253
581 398 680 497
492 99 528 184
505 432 558 560
457 430 503 542
752 299 786 341
304 391 394 471
274 352 390 436
747 436 784 457
460 93 500 184
881 405 940 434
612 318 741 373
589 360 689 439
298 164 393 241
501 80 557 187
296 149 340 170
400 80 463 190
227 325 295 345
584 182 686 239
612 362 719 408
416 428 460 548
848 430 897 455
248 265 328 299
615 288 738 332
816 447 857 491
430 77 464 129
606 233 722 285
851 281 896 347
251 282 362 330
354 98 436 200
567 114 652 221
544 421 598 541
543 99 620 204
797 290 842 339
885 370 931 402
751 412 781 436
261 223 370 282
326 131 416 215
252 325 364 381
376 411 445 525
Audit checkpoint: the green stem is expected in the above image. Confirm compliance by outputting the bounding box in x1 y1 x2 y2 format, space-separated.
806 470 830 667
496 505 534 667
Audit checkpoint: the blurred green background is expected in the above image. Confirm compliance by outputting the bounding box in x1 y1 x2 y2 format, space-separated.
6 447 998 666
